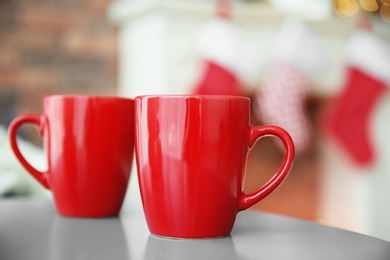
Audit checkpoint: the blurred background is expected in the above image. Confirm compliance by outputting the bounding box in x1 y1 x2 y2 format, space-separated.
1 0 390 241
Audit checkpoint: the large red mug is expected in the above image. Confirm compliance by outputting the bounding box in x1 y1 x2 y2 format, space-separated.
135 95 295 239
8 95 134 218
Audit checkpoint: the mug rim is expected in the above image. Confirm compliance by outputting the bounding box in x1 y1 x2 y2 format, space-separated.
135 94 249 101
44 95 133 102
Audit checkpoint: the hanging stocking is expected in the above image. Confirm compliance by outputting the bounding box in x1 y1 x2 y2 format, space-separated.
192 0 263 96
255 19 324 154
256 61 311 153
323 29 390 165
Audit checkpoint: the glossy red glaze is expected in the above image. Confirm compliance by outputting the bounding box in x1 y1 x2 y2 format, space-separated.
135 95 295 238
9 95 134 218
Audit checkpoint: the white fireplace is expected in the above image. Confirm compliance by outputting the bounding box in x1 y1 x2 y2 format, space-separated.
108 0 390 242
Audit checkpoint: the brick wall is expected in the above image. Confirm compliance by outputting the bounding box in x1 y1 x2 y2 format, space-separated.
245 138 319 221
244 96 324 221
0 0 118 142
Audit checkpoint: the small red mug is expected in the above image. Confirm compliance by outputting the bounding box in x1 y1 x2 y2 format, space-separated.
8 95 135 218
135 95 295 239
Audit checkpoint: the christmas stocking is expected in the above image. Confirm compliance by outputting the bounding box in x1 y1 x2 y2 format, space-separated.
192 0 263 95
323 29 390 165
255 19 324 154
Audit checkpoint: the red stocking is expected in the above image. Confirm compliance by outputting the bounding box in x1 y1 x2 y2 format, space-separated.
323 30 390 165
191 0 263 95
193 61 241 96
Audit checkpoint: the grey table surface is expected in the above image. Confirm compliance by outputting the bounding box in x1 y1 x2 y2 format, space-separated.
0 198 389 260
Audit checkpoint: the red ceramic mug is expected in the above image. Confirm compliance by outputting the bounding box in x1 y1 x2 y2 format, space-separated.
135 95 295 239
8 95 134 218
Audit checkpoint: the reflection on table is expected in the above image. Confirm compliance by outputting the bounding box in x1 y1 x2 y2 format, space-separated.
0 199 389 260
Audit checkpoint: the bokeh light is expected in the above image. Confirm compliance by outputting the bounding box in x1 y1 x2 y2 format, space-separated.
333 0 360 17
380 4 390 22
360 0 379 11
333 0 390 23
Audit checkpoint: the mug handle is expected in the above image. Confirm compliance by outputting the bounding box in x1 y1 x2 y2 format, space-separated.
8 114 50 189
239 125 295 211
